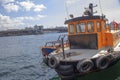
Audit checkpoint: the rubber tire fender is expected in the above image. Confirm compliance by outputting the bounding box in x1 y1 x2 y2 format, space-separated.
96 56 110 70
57 65 73 71
48 56 59 69
77 59 94 73
56 65 74 76
60 74 75 80
58 69 74 76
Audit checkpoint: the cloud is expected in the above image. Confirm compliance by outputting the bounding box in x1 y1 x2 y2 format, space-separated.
19 1 46 12
16 15 46 21
34 4 46 12
2 3 19 12
66 0 79 5
37 15 46 18
0 0 14 4
0 13 46 30
0 0 46 13
19 1 35 11
0 14 24 30
0 0 19 12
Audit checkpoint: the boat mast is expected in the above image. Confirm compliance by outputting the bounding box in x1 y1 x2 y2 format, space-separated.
61 38 65 59
65 2 69 19
99 0 103 16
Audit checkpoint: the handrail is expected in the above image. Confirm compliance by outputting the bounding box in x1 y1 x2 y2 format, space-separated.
45 34 68 47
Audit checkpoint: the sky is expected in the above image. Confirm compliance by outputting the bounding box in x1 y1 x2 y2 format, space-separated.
0 0 120 30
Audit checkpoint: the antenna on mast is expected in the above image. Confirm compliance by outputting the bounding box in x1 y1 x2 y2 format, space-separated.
65 2 69 19
99 0 103 16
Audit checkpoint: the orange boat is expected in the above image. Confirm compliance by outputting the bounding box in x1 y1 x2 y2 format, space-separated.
41 3 120 80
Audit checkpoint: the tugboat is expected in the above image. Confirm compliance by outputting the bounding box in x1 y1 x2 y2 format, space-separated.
41 3 120 80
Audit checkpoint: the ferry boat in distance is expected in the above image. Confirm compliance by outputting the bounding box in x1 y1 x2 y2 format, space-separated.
41 3 120 80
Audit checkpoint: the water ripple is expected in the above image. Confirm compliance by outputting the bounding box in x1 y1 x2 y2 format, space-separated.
20 65 36 70
0 71 11 77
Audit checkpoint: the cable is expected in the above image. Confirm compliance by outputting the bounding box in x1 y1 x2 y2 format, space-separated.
99 0 103 16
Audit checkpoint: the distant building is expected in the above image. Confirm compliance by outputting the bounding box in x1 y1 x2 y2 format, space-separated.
25 27 34 31
110 21 119 30
55 26 67 30
55 26 68 32
110 22 114 30
119 23 120 30
7 29 20 31
34 25 43 30
34 25 44 33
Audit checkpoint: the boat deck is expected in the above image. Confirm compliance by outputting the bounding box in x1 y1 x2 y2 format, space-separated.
51 48 107 61
114 42 120 51
50 42 120 61
58 49 103 61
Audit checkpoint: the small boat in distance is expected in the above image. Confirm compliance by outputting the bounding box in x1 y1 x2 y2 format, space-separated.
41 34 68 56
41 3 120 80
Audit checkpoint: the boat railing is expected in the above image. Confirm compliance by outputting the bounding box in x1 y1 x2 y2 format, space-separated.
44 34 69 49
57 34 67 41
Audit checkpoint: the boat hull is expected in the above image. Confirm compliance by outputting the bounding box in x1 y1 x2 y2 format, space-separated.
43 51 120 80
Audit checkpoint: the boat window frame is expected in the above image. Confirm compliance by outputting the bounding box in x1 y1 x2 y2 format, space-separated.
69 24 75 34
102 21 106 30
97 21 101 32
76 22 86 33
76 23 81 33
87 21 94 32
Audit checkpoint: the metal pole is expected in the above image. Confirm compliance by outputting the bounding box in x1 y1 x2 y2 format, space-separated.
61 38 65 59
99 0 103 16
65 2 69 19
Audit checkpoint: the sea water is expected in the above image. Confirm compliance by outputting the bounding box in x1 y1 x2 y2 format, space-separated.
0 33 120 80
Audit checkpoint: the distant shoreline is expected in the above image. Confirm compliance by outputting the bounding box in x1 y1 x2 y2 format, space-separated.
0 30 43 37
0 30 67 37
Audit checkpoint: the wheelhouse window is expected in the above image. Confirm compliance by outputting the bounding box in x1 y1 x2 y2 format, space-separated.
76 23 86 32
80 23 86 32
87 22 94 32
97 22 101 32
76 24 81 33
76 23 86 33
102 22 106 30
69 24 74 34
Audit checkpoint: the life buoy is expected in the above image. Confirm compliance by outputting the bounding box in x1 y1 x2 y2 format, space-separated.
96 56 110 70
48 56 59 69
77 59 94 73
